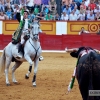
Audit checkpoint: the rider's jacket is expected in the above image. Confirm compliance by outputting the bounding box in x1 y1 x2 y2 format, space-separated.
12 9 31 44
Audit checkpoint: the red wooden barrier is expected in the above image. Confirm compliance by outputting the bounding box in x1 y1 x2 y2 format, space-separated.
0 34 100 50
39 34 100 50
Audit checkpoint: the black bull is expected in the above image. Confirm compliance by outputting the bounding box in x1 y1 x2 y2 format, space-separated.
76 51 100 100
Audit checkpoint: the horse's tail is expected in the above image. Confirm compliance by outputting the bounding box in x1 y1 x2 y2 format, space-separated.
0 48 6 73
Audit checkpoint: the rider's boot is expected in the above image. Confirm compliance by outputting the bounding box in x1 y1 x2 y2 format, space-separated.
18 43 23 53
16 43 23 58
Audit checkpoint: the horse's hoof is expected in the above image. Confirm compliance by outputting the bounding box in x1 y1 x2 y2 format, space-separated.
6 83 11 86
33 85 36 87
13 82 18 84
25 75 29 79
32 82 36 87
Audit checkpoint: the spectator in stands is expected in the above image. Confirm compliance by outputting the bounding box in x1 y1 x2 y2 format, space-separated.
5 3 13 13
42 6 49 14
95 12 100 20
88 0 96 10
55 13 60 20
12 4 20 20
34 6 39 15
61 1 66 12
0 0 5 12
61 12 68 20
11 1 20 12
62 0 72 5
19 0 27 7
44 11 52 20
69 10 78 20
84 0 90 7
36 11 44 20
28 11 35 21
0 12 8 20
5 0 11 8
26 0 34 13
86 6 92 14
80 1 86 10
74 6 80 15
50 6 57 19
13 11 17 20
23 5 29 12
95 0 99 5
63 5 71 15
77 11 85 20
49 0 57 11
70 0 77 11
94 5 100 14
79 27 89 35
97 1 100 9
6 8 12 19
34 0 42 13
74 0 81 10
13 4 20 13
87 10 95 20
41 0 50 12
11 0 20 5
80 4 86 14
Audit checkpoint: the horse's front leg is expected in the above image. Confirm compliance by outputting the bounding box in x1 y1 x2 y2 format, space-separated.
32 58 39 87
24 55 33 79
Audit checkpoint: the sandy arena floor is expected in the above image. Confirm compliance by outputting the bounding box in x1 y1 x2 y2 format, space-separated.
0 52 82 100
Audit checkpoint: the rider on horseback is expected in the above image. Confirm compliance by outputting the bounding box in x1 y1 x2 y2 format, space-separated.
12 7 43 61
12 8 31 52
12 8 42 53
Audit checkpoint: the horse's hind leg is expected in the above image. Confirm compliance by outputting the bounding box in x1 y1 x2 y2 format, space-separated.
12 61 22 84
5 57 12 86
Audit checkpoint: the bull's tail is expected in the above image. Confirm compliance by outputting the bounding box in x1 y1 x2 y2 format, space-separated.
0 48 6 74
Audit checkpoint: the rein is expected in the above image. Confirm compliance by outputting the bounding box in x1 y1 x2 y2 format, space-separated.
29 39 40 61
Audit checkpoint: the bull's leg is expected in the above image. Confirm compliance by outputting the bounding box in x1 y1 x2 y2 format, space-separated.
5 57 12 86
32 58 39 87
24 55 33 79
12 61 22 84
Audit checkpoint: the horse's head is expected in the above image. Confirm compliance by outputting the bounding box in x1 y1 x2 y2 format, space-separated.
31 21 40 41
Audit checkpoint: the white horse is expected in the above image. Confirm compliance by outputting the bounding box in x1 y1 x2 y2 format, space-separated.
0 22 42 86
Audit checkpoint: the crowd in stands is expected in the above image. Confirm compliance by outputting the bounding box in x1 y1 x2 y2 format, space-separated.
0 0 100 21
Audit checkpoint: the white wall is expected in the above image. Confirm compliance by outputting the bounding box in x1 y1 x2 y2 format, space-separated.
0 21 2 34
56 22 67 35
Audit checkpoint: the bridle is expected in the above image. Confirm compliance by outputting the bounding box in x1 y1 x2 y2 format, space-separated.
30 23 40 41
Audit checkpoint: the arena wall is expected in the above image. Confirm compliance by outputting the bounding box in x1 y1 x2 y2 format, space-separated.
0 34 100 50
0 20 100 51
1 20 99 35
